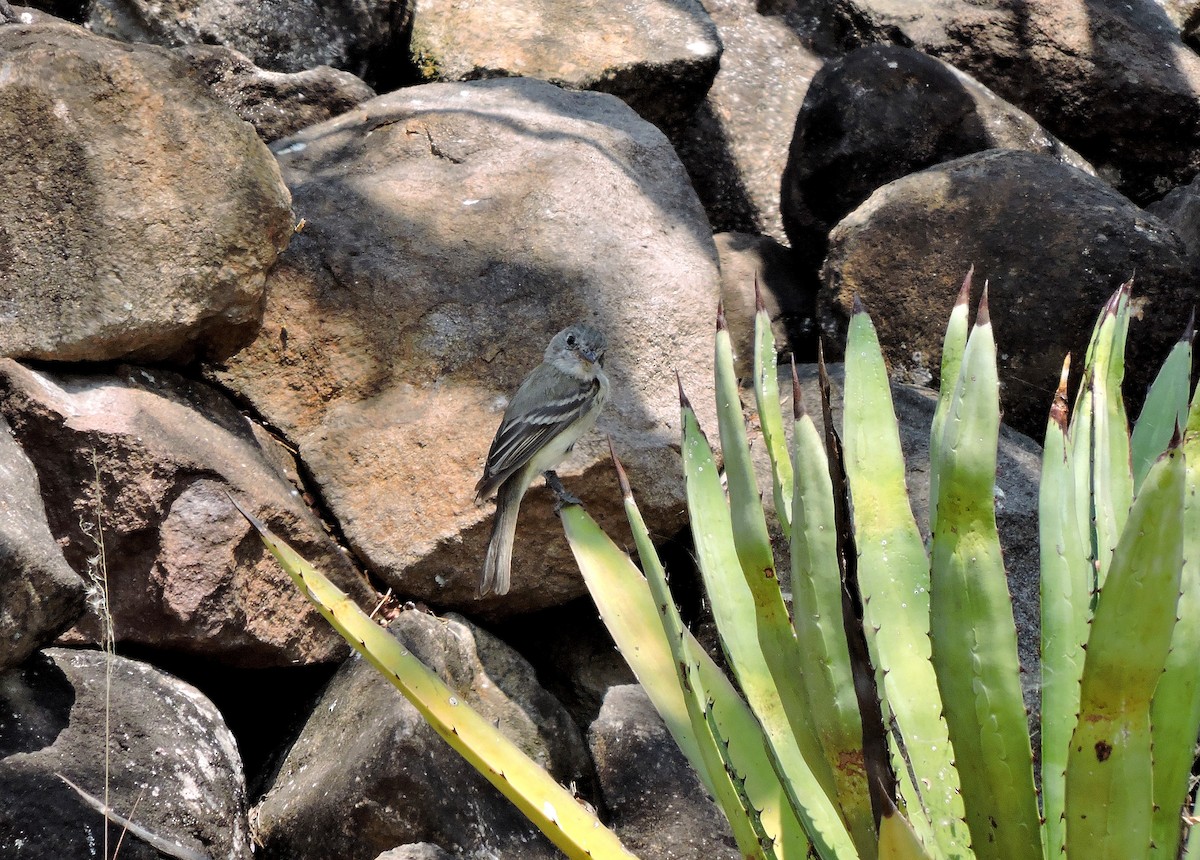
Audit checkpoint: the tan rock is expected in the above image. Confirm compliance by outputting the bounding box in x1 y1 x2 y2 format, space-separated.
211 78 722 615
0 21 293 362
408 0 721 130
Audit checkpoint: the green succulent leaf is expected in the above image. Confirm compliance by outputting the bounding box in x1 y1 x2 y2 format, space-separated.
1130 318 1192 490
562 500 815 858
1148 384 1200 859
927 296 1042 860
753 285 795 537
929 269 973 536
235 498 639 860
1039 357 1090 859
1065 444 1186 860
682 382 860 859
842 304 969 859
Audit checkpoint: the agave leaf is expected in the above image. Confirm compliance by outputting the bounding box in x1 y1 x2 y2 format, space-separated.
715 310 851 827
681 386 860 859
606 447 778 859
841 303 970 858
1039 356 1090 859
561 501 810 859
1064 444 1186 860
753 281 794 537
790 370 877 858
1130 314 1193 490
233 498 639 860
878 801 935 860
1148 386 1200 859
1087 282 1134 589
927 294 1042 860
929 268 973 536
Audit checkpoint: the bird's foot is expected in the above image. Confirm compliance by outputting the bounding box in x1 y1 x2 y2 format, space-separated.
544 470 582 511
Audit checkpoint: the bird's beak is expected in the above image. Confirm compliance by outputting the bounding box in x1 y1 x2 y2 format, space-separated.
581 347 600 364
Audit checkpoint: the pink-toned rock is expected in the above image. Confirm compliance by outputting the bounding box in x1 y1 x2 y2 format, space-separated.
0 20 293 362
0 360 377 667
211 78 722 616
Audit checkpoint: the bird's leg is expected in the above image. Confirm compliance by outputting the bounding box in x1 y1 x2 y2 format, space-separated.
543 470 582 511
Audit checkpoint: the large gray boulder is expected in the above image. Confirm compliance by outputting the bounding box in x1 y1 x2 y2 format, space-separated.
407 0 721 131
211 77 723 616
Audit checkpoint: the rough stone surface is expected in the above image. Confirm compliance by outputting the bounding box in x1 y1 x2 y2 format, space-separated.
210 78 722 616
88 0 404 77
495 598 637 731
1148 172 1200 266
715 231 818 374
254 610 590 860
0 417 86 674
0 647 251 859
781 44 1095 270
407 0 721 131
0 359 376 668
177 44 377 143
375 846 455 860
0 20 294 362
820 150 1195 438
770 0 1200 203
672 0 822 241
589 684 738 860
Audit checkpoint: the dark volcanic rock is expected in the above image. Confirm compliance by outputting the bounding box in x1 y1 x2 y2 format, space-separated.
177 44 376 142
781 44 1094 271
820 149 1195 437
0 648 251 859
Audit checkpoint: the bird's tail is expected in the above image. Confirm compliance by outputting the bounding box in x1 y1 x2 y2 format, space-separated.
480 477 525 596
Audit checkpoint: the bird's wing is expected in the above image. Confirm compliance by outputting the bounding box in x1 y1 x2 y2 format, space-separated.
475 365 601 501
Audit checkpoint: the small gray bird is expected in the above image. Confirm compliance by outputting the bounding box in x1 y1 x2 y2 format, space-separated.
475 323 610 596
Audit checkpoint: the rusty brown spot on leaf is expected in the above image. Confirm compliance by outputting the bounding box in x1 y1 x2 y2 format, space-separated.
1095 740 1113 762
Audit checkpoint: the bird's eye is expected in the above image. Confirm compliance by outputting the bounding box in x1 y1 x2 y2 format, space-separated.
566 334 577 347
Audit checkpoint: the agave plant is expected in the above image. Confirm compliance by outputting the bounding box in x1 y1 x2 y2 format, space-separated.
248 275 1199 860
562 276 1200 860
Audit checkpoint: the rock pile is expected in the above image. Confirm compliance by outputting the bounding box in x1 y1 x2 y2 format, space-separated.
1 0 1196 857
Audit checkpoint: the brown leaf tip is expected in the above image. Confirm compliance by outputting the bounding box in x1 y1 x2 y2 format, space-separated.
1183 307 1195 344
608 437 633 500
976 282 991 326
676 372 693 411
716 299 727 332
957 266 974 307
790 354 805 419
1050 354 1070 430
754 273 766 314
852 295 866 316
1104 281 1128 317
